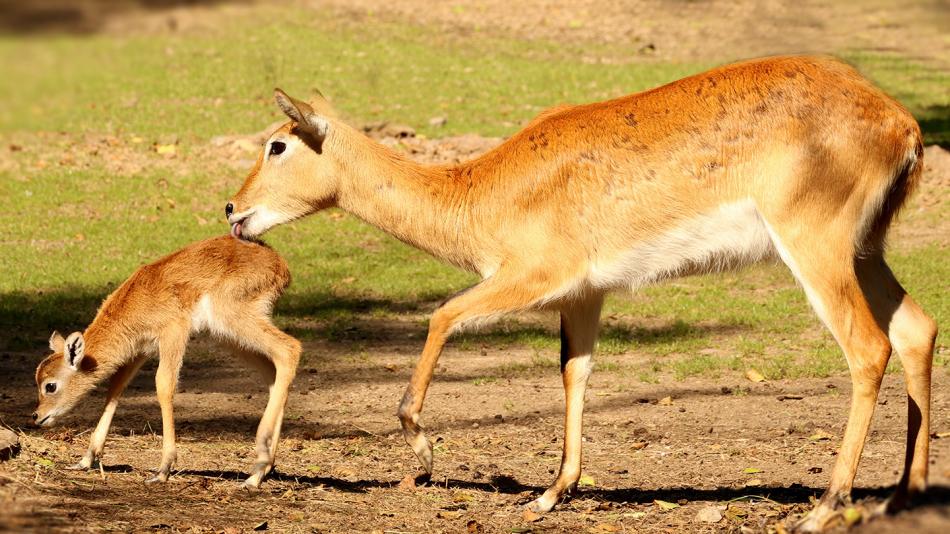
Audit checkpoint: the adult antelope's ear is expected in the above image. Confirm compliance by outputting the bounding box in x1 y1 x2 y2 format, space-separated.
274 88 330 140
49 331 65 353
64 332 85 370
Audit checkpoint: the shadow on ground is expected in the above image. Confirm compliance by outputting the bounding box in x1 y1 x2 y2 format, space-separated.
0 286 747 352
56 463 950 507
919 104 950 148
0 0 249 34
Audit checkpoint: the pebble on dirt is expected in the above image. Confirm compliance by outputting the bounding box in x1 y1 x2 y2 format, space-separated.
0 428 19 461
695 506 723 523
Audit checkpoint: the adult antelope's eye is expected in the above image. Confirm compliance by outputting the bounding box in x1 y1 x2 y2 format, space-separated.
269 141 286 156
45 382 57 394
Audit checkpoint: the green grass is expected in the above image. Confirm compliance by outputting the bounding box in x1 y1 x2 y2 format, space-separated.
0 7 945 141
0 4 946 382
0 9 705 140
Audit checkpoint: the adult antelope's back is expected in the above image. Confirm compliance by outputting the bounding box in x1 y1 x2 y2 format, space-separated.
227 55 936 530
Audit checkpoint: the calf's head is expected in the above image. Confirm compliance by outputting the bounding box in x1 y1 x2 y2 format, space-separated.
33 331 94 426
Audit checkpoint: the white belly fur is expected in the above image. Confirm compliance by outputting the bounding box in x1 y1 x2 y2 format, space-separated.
588 200 776 291
190 294 222 334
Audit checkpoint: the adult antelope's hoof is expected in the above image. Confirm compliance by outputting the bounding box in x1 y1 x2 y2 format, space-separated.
408 431 433 474
790 506 837 533
881 488 922 515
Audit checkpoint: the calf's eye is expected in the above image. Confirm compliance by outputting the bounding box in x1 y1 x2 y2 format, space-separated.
269 141 286 156
45 382 57 394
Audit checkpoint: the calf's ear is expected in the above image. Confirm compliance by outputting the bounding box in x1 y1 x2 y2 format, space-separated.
64 332 85 370
49 331 65 353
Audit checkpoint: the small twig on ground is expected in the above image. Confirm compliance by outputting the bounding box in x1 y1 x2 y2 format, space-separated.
347 422 381 438
726 494 783 506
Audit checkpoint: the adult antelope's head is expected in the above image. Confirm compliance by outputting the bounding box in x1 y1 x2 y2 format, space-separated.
226 89 338 239
33 331 96 426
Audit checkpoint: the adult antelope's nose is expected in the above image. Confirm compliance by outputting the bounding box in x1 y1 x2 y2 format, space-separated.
225 202 234 219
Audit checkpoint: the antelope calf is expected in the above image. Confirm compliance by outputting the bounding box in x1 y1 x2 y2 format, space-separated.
226 55 936 530
33 235 301 487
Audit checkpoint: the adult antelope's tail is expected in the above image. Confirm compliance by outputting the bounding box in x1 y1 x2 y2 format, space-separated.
863 129 925 255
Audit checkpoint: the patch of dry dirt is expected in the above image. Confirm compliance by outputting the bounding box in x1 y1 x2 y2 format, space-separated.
1 337 950 533
312 0 950 66
10 2 946 68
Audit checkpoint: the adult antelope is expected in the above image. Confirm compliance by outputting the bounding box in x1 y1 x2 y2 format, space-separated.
226 55 936 530
33 236 301 488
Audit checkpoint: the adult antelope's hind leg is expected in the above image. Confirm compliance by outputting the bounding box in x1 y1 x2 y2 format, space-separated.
146 328 188 484
766 231 892 532
70 355 148 470
855 256 937 512
527 293 604 513
225 318 301 489
398 271 562 475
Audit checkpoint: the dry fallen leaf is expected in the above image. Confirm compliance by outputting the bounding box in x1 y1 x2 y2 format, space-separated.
745 479 762 487
655 499 679 511
745 368 766 382
452 491 474 503
397 474 416 490
589 523 620 533
631 441 648 450
843 507 862 527
743 467 763 474
522 509 543 522
658 396 673 406
809 430 834 441
578 474 596 487
155 144 176 156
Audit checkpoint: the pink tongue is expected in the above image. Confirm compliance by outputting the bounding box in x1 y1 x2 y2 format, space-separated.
230 222 242 239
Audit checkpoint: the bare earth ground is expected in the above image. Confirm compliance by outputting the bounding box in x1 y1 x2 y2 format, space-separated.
312 0 950 66
1 342 950 533
4 1 947 66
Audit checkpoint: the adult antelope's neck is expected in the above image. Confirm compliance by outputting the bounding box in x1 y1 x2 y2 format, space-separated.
333 124 487 274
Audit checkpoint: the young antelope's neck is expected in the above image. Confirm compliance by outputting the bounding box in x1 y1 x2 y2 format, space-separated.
81 306 138 379
332 124 486 273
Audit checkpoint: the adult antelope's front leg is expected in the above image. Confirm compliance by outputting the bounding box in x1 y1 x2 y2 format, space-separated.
398 272 559 474
527 293 604 513
146 329 187 484
70 355 147 470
